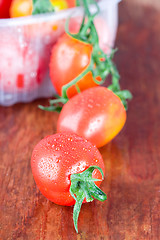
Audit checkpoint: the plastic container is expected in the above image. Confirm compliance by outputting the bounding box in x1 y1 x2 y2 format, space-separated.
0 0 121 106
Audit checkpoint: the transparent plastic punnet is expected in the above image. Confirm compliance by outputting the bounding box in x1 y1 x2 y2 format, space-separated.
0 0 121 106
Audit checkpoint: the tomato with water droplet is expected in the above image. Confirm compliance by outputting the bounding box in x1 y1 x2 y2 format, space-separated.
31 132 107 232
31 132 105 206
57 86 126 148
49 33 98 98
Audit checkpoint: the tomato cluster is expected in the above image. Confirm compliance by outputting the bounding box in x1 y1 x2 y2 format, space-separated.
0 0 75 19
0 0 78 94
0 0 131 233
31 4 132 233
47 28 129 148
31 0 132 233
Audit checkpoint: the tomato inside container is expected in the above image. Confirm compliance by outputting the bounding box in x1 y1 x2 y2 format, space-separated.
0 0 121 106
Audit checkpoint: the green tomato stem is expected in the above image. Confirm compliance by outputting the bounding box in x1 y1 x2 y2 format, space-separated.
38 104 62 112
61 63 93 98
70 166 107 233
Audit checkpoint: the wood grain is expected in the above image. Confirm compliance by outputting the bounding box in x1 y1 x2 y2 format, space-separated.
0 1 160 239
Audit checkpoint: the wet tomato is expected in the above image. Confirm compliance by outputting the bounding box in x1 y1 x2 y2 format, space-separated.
57 86 126 148
31 132 107 232
31 132 105 206
49 33 98 98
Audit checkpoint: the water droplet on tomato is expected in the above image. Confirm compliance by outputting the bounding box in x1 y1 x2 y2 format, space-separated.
56 159 60 163
88 104 93 108
96 103 100 107
88 98 94 103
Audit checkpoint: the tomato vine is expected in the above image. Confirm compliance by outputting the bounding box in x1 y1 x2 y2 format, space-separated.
39 0 132 112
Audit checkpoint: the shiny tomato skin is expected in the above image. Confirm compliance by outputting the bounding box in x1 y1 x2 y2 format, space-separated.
57 87 126 148
31 133 105 206
49 33 98 98
0 0 12 18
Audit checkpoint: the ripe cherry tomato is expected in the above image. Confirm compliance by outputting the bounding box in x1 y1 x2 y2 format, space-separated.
50 33 98 98
0 34 46 92
0 0 12 18
57 87 126 148
10 0 68 18
69 16 111 54
10 0 32 18
31 132 105 206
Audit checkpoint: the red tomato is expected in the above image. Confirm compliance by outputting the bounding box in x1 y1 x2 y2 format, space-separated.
31 132 105 206
69 16 111 54
0 34 46 92
0 0 12 18
57 87 126 148
49 33 98 98
10 0 68 18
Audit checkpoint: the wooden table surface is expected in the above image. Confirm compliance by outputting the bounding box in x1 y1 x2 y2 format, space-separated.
1 1 160 239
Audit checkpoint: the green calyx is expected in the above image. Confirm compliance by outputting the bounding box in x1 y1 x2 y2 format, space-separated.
70 166 107 233
32 0 55 15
